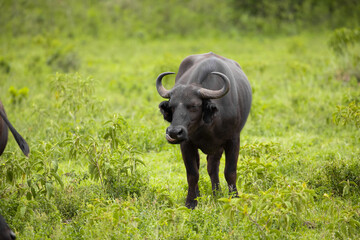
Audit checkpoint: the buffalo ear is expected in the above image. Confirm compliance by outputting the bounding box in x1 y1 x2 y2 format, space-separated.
159 101 172 122
203 100 218 124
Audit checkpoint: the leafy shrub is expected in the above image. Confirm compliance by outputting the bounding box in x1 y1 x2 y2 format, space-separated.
240 141 283 160
334 101 360 128
219 180 315 238
62 114 145 198
333 94 360 128
0 140 63 201
309 156 360 197
0 195 61 236
237 157 278 193
26 141 64 199
54 183 104 221
68 198 142 239
328 28 360 56
51 72 101 127
319 195 360 239
328 28 360 82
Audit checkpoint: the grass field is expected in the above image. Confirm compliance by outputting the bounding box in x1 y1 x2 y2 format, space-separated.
1 4 360 239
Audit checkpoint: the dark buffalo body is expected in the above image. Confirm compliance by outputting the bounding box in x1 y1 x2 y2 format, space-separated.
0 101 28 240
0 214 16 240
0 100 29 157
0 101 8 156
156 52 252 208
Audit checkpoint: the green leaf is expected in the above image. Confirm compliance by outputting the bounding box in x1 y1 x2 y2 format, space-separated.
26 191 32 200
46 182 54 198
6 169 14 183
31 186 37 198
19 205 26 218
218 198 231 203
52 172 64 188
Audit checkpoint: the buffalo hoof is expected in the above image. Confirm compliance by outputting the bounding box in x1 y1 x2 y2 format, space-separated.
185 199 198 209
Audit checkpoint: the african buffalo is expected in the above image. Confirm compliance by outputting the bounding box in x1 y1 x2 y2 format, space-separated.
0 100 29 239
0 214 16 240
156 52 252 208
0 100 29 157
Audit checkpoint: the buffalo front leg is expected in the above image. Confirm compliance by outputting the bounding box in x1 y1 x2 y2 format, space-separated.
206 148 223 195
180 141 200 209
224 137 240 196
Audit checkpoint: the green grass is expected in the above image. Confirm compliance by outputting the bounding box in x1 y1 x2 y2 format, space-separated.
0 29 359 239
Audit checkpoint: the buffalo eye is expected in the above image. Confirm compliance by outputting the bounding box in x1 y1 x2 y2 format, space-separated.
188 105 201 113
159 101 173 122
202 100 218 123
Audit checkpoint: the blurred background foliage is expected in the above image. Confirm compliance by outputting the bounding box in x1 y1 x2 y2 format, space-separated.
0 0 359 39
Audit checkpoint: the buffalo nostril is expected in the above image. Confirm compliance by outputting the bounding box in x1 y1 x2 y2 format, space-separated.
167 126 187 141
177 128 183 137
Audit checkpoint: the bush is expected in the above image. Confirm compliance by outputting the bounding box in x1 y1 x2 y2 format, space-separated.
333 93 360 128
328 28 360 82
54 183 105 221
219 180 315 238
309 156 360 198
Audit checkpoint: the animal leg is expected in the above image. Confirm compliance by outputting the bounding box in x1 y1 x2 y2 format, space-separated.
224 137 240 196
180 141 200 209
206 148 223 195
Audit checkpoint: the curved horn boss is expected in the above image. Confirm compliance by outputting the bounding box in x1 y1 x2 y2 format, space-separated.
156 72 175 98
197 72 230 99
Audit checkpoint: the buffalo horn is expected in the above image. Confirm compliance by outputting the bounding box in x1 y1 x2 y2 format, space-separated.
197 72 230 99
156 72 175 98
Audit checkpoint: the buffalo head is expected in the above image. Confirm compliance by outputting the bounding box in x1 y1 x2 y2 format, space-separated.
156 71 230 144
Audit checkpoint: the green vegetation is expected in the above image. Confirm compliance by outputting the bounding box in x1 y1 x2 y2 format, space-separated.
0 0 359 239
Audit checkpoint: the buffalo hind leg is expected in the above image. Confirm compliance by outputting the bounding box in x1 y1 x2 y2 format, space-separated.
206 148 223 195
224 137 240 196
180 141 200 209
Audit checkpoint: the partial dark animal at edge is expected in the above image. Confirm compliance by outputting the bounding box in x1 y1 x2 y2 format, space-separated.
0 100 29 157
0 100 30 240
0 214 16 240
156 52 252 209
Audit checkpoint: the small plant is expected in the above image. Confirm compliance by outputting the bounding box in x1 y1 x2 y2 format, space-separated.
159 205 190 226
103 114 127 152
333 94 360 128
0 141 63 200
62 114 145 198
237 156 278 193
51 73 99 125
8 86 29 105
25 141 64 199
